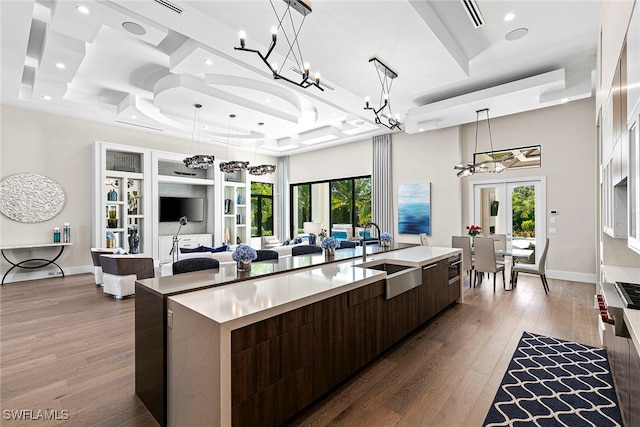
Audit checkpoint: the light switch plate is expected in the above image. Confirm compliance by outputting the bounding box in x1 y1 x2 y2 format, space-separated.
549 228 557 234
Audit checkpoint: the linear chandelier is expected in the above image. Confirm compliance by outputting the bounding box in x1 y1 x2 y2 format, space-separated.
454 108 513 177
364 57 401 131
183 104 215 170
235 0 323 91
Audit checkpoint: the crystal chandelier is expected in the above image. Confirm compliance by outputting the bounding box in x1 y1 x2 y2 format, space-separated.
234 0 323 91
364 57 402 131
183 104 215 169
219 114 249 174
454 109 512 177
248 164 277 176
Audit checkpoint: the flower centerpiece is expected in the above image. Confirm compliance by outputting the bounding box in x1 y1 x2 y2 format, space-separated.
232 244 257 271
466 224 482 237
320 236 340 255
317 228 327 242
380 232 393 247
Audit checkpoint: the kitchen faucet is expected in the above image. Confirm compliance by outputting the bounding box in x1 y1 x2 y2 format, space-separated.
361 222 381 262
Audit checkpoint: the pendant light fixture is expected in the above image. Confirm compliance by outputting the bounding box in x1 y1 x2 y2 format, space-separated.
219 114 249 174
364 57 402 131
183 104 215 169
235 0 323 91
454 108 512 177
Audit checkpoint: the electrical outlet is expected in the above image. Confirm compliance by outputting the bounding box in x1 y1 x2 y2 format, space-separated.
549 228 557 234
550 217 556 224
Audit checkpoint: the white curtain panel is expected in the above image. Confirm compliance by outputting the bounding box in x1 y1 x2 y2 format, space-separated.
277 156 290 242
372 134 393 235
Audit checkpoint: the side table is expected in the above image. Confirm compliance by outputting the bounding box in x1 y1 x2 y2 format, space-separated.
1 242 73 285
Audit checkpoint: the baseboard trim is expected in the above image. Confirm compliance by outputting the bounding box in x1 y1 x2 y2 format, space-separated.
1 265 93 284
546 269 596 284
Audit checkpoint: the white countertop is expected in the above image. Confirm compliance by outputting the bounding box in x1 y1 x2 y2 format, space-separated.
624 308 640 356
169 246 461 330
602 265 640 284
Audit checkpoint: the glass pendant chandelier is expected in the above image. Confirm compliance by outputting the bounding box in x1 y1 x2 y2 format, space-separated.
183 104 215 169
219 114 249 173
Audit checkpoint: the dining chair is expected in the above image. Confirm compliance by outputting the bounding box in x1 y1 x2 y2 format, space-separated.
473 237 505 292
512 238 550 294
291 245 323 256
173 258 220 275
419 233 430 246
255 249 279 262
491 234 507 265
451 236 474 288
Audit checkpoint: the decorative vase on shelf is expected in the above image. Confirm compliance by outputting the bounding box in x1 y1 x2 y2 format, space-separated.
129 230 140 254
107 189 118 201
237 260 252 271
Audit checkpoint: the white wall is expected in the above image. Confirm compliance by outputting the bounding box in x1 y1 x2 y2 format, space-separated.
0 106 277 282
461 99 598 281
289 127 462 247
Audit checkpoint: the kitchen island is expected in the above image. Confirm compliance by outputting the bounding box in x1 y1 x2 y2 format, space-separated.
162 245 461 426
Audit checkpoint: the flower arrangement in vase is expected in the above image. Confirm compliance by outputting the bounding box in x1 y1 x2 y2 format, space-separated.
232 244 257 271
321 236 340 255
379 232 393 247
466 224 482 237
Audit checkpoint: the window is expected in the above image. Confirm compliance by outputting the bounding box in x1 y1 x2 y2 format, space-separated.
251 182 273 237
291 176 371 239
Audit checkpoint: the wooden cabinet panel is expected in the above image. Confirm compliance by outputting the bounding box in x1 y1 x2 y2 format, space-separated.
450 278 461 303
419 262 440 323
629 338 640 427
384 286 420 348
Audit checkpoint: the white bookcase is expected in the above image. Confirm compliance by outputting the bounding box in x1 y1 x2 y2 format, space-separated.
92 142 152 253
220 169 250 245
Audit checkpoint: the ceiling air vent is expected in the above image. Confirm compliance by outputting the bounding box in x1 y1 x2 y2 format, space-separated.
154 0 183 14
460 0 485 28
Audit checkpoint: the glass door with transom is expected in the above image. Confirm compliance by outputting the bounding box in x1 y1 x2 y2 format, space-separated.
472 179 545 267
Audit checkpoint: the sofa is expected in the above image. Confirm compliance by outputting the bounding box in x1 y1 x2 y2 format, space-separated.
158 242 310 276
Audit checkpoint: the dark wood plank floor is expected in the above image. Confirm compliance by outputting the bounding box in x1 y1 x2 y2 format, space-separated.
0 273 599 426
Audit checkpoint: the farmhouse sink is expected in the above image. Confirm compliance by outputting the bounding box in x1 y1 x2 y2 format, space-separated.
355 261 422 299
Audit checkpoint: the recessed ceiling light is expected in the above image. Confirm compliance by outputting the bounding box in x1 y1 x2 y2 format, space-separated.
131 115 137 119
55 62 66 69
354 120 365 126
76 5 90 15
419 128 424 132
264 98 270 103
203 59 213 66
122 21 146 36
505 28 528 41
42 95 52 100
504 12 516 21
561 97 569 103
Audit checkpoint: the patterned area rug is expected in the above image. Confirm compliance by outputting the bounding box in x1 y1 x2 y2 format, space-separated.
483 331 622 426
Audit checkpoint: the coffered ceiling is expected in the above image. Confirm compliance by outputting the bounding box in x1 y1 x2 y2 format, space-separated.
1 0 599 156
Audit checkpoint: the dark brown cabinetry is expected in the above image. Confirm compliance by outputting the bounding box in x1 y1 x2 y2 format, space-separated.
228 256 461 426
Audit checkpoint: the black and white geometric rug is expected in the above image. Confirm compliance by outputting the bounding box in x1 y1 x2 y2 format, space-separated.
483 331 623 426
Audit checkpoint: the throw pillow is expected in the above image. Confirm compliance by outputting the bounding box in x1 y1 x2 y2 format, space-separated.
180 246 205 253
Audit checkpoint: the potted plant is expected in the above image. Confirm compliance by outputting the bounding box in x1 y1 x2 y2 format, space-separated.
320 236 340 255
380 232 393 247
232 244 257 271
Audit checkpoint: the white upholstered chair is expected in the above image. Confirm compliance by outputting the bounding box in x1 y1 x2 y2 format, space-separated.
473 237 505 292
419 233 430 246
512 238 550 294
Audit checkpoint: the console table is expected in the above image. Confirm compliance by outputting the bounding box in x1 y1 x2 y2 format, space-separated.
1 243 73 285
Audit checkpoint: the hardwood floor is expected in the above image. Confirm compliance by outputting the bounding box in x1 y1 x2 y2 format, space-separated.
0 273 599 426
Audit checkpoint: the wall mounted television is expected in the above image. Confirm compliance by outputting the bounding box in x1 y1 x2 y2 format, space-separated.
159 197 204 222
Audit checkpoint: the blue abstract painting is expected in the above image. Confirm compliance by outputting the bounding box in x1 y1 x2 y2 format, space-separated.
398 182 430 234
